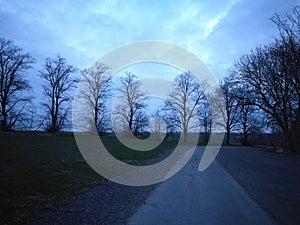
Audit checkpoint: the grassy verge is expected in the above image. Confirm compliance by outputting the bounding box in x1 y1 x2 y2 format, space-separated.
0 132 177 225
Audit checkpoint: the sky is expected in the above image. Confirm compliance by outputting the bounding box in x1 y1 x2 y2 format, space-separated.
1 0 298 73
0 0 299 111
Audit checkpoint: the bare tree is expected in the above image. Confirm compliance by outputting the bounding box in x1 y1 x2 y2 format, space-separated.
234 45 299 152
12 102 43 131
165 71 207 142
231 6 300 152
39 56 77 133
162 101 180 139
80 62 112 135
198 101 212 144
0 37 35 131
231 82 264 145
113 72 148 136
150 108 167 140
272 6 300 152
238 100 263 145
132 110 149 137
211 77 241 145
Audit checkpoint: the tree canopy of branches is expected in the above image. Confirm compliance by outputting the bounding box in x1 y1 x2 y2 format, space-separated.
113 72 148 136
39 56 77 133
0 37 35 131
80 62 112 135
211 76 241 145
150 108 167 140
230 6 300 152
236 89 263 145
197 101 212 144
164 71 207 142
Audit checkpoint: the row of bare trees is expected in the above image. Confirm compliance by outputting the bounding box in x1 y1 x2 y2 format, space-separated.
0 7 299 153
0 38 78 132
0 37 209 139
210 7 300 153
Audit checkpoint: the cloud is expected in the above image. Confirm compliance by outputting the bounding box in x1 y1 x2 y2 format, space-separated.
203 0 241 39
0 0 298 112
0 0 298 77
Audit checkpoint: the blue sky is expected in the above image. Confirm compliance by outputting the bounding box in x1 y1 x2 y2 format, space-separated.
1 0 298 78
0 0 299 123
1 0 298 131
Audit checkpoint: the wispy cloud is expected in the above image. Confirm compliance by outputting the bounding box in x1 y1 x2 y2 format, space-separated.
203 0 241 39
0 0 297 76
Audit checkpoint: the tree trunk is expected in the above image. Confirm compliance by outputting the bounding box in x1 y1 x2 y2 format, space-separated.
0 116 5 131
283 129 296 154
129 108 133 134
183 131 187 142
242 133 249 145
93 106 98 135
291 106 300 154
183 126 188 142
242 123 249 145
226 129 230 145
1 102 7 131
1 114 7 131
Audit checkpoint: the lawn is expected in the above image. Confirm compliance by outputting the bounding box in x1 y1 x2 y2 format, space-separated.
0 132 177 225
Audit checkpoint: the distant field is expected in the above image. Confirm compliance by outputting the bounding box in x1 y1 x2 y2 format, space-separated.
0 132 177 225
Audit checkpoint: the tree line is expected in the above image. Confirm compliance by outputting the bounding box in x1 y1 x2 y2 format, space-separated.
212 7 300 153
0 7 299 153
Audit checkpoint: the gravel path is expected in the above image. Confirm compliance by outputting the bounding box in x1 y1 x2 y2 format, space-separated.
33 181 158 225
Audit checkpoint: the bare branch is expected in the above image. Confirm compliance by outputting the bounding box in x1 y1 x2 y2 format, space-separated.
39 55 77 133
0 37 35 130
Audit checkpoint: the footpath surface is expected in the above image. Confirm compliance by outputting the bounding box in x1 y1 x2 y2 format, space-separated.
217 146 300 225
127 147 276 225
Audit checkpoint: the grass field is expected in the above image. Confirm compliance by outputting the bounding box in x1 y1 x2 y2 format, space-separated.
0 132 177 225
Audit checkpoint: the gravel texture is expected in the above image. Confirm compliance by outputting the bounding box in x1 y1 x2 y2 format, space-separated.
33 181 158 225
